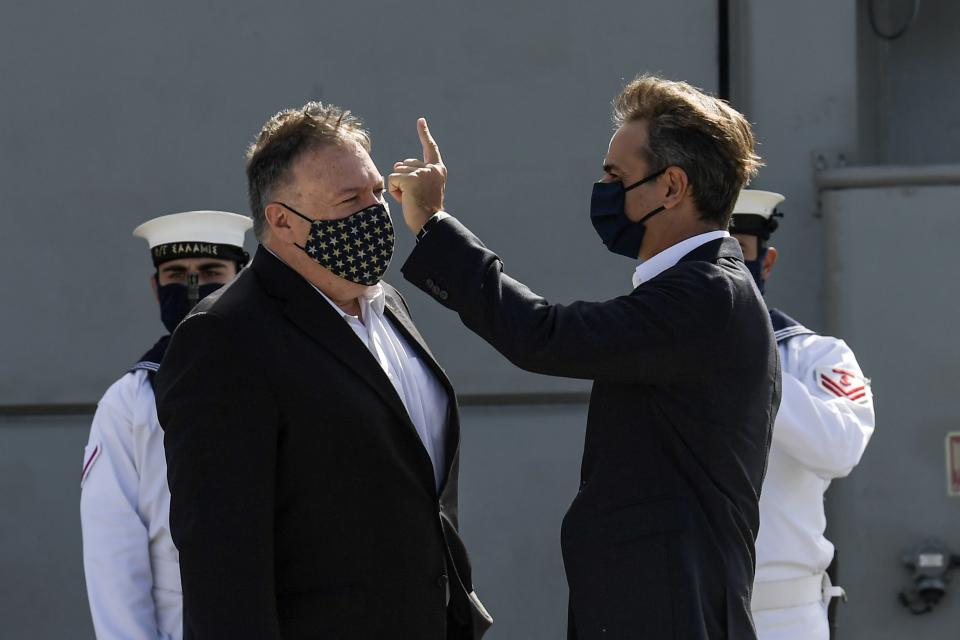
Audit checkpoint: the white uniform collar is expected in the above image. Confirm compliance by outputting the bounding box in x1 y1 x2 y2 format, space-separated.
632 230 729 289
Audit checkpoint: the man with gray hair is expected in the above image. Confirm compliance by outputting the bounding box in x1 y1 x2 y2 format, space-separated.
155 103 491 639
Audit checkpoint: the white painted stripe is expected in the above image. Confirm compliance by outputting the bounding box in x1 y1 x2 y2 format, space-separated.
775 327 813 339
775 328 815 344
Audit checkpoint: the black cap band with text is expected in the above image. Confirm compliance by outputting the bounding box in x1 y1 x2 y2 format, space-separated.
151 242 250 268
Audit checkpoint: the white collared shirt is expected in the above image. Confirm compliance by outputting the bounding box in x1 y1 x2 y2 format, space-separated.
314 283 450 491
631 230 730 289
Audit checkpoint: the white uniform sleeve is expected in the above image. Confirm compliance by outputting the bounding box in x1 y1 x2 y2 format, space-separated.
80 383 162 640
773 336 876 479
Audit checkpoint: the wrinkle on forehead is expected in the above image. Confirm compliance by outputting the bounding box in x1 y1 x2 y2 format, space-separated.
291 142 372 197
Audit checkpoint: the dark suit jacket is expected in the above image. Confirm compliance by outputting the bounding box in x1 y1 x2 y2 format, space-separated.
155 246 491 639
402 218 780 640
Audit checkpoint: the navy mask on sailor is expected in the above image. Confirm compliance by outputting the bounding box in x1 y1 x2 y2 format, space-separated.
590 168 668 258
744 247 769 295
278 200 395 287
157 275 224 334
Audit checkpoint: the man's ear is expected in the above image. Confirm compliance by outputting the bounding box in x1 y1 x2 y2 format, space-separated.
264 202 295 242
150 273 159 303
661 166 689 209
762 246 778 280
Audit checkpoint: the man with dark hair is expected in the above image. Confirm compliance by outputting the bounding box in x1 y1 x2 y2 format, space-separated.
730 190 875 640
155 102 491 639
81 210 250 639
389 74 780 639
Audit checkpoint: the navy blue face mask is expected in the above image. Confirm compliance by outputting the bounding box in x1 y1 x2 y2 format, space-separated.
157 277 224 334
590 168 667 259
744 247 768 295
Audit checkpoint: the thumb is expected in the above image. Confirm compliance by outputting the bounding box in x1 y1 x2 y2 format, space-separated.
418 117 442 165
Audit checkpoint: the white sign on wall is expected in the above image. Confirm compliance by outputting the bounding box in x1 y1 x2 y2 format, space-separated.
948 432 960 497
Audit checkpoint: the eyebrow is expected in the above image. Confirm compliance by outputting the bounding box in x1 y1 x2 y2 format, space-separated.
602 162 623 175
332 179 386 200
197 262 228 270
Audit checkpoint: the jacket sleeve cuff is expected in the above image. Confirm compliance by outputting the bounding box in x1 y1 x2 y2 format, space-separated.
401 215 483 310
416 211 451 242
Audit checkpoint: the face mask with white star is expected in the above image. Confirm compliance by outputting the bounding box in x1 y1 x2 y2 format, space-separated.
276 200 395 286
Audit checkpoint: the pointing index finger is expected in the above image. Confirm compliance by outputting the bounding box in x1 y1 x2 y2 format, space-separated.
418 117 442 165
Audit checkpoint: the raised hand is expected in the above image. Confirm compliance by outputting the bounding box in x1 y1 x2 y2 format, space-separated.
388 118 447 233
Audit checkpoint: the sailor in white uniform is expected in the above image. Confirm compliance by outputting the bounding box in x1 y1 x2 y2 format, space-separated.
730 190 876 640
80 210 252 639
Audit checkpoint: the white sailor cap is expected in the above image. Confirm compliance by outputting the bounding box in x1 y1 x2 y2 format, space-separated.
133 210 253 267
729 190 785 239
733 190 785 218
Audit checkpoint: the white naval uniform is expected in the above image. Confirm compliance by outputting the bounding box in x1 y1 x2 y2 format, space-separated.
80 365 182 640
752 312 876 640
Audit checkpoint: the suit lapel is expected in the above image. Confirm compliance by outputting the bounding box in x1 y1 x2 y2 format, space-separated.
252 247 419 439
285 298 420 429
382 295 452 393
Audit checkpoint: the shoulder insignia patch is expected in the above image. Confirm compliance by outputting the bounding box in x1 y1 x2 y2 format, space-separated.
80 443 101 488
817 366 870 404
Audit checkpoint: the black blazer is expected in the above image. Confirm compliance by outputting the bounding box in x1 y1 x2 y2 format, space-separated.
402 218 780 640
155 246 491 639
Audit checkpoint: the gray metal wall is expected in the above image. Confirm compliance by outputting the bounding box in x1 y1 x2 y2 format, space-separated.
0 1 717 638
729 1 859 330
5 0 957 638
0 417 91 640
0 0 718 405
858 0 960 165
821 179 960 639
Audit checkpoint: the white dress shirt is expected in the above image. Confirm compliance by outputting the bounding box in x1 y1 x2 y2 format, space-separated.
631 230 730 288
314 283 450 490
